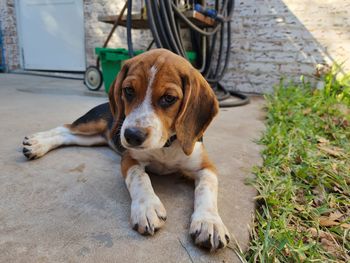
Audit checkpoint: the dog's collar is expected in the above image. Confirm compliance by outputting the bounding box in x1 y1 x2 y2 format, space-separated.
163 135 177 148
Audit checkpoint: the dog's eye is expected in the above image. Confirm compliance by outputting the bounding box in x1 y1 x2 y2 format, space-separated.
159 94 178 108
123 87 135 101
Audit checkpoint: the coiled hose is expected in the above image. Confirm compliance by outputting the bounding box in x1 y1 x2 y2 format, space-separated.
141 0 249 107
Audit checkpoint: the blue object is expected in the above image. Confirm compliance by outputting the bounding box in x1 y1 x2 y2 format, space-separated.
194 3 217 18
194 4 225 22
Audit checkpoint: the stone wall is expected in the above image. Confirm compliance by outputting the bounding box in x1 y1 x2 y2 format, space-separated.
83 0 153 67
223 0 350 93
0 0 20 71
1 0 349 93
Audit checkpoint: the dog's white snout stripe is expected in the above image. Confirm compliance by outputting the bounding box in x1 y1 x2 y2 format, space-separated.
121 65 164 149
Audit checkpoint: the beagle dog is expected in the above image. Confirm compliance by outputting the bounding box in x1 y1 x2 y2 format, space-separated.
22 49 230 251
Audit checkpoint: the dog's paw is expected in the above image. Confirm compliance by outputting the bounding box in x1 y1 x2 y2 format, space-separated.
22 134 51 160
190 212 230 251
130 195 167 236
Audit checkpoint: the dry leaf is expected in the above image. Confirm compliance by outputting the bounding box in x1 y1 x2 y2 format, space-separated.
333 103 350 116
340 223 350 229
295 204 305 212
281 164 291 174
303 108 312 115
308 227 333 240
312 186 326 206
294 155 302 164
333 186 344 194
317 145 344 157
319 211 346 227
316 136 330 145
319 217 340 227
332 117 349 128
329 211 344 221
320 237 347 260
295 189 307 205
308 227 345 259
320 238 338 253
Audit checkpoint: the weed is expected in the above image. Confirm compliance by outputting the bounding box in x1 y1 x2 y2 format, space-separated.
245 72 350 262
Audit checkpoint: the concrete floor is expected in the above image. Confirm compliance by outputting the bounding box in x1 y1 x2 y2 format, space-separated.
0 74 265 263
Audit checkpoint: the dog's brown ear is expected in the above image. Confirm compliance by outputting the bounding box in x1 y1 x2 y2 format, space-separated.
108 64 129 138
175 69 219 155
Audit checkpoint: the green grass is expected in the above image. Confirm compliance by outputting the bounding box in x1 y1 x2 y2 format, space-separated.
244 69 350 262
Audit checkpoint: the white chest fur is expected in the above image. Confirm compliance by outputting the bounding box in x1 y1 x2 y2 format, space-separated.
129 141 203 176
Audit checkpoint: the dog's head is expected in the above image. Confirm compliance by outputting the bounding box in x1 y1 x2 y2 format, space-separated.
109 49 219 155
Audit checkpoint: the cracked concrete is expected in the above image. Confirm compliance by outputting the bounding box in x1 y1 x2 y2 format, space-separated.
0 73 265 262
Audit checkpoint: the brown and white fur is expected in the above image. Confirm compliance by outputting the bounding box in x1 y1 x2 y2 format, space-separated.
22 49 230 251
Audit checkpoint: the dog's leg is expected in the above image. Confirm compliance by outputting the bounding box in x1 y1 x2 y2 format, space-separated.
189 168 231 251
22 126 107 160
121 152 167 235
23 103 112 160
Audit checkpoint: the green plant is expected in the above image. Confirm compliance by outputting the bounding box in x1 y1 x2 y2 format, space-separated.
245 73 350 262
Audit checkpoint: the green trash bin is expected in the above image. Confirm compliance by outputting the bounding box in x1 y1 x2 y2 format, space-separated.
95 48 197 93
96 48 143 93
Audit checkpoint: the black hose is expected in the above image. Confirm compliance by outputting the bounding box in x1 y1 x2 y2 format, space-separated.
175 16 187 58
216 82 250 107
126 0 134 57
146 39 155 51
198 35 207 72
144 0 162 48
206 20 231 82
206 0 234 82
150 0 171 49
164 0 187 57
141 0 248 107
159 0 182 55
213 18 225 77
203 31 218 77
190 30 206 72
171 2 222 36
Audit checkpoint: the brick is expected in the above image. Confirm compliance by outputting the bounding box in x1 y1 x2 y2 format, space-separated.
230 82 274 94
280 63 316 75
241 15 301 29
224 71 283 85
238 62 279 73
247 73 282 85
296 52 325 64
233 50 297 63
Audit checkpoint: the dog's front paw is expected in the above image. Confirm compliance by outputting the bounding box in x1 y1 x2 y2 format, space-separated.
22 134 51 160
130 195 167 236
190 212 230 251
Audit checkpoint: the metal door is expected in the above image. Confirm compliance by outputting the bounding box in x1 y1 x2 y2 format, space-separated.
17 0 85 71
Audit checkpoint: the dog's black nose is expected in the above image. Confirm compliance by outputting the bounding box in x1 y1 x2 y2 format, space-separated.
124 128 148 147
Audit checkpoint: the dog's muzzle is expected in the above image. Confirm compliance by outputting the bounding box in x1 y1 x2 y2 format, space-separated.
124 127 148 147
